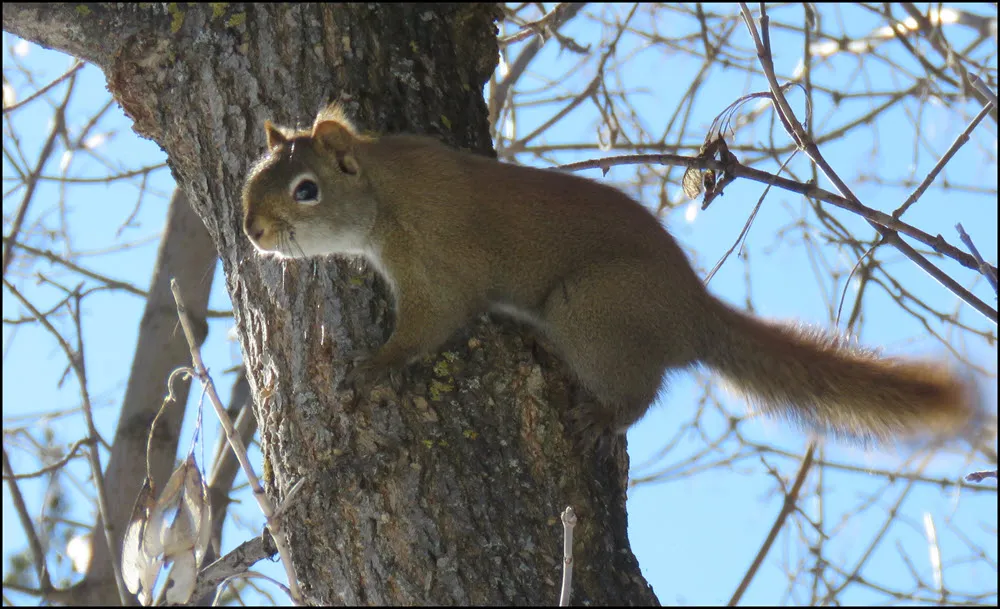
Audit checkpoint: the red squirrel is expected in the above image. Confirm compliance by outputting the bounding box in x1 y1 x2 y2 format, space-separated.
242 105 980 445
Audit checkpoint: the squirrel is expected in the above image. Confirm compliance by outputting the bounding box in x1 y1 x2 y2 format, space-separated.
242 104 981 446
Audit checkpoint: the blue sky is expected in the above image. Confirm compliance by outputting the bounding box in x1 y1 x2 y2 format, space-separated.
3 4 997 605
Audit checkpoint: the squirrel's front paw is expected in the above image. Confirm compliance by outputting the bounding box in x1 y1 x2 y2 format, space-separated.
344 351 402 390
344 358 382 388
566 402 619 461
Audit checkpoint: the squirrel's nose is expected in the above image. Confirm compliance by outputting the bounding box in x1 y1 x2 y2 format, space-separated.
245 214 265 242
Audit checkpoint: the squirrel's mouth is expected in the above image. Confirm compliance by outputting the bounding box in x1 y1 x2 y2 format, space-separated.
243 212 303 258
266 229 305 259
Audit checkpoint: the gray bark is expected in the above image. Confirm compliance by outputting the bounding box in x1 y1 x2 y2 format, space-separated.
3 4 657 605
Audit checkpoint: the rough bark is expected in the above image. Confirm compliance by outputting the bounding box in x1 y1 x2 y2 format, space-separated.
3 4 658 605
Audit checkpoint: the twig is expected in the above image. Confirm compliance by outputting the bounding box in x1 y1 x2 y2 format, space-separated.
556 152 998 286
2 446 53 593
2 71 75 278
2 237 232 317
965 470 997 482
492 3 586 128
956 223 999 294
33 163 167 184
211 571 292 606
190 533 277 603
898 3 997 123
559 506 577 606
2 60 84 115
967 73 998 109
728 442 815 606
4 278 129 604
504 3 636 153
169 278 303 602
738 3 997 326
821 452 933 603
894 102 993 218
499 3 579 47
2 439 87 480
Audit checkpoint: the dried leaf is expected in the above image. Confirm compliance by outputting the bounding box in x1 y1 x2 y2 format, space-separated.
145 460 187 557
122 477 162 605
164 549 198 604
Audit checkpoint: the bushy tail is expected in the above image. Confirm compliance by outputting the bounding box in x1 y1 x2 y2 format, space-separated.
699 301 980 443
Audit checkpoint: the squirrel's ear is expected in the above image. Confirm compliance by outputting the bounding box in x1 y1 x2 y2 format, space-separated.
264 120 290 150
312 118 355 154
313 119 360 175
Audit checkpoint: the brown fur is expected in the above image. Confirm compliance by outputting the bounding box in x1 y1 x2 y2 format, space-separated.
242 105 981 445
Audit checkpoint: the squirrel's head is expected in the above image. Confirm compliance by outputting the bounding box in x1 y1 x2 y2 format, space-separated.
242 106 376 258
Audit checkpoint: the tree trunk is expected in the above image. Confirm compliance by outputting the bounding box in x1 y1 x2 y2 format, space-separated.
3 4 657 605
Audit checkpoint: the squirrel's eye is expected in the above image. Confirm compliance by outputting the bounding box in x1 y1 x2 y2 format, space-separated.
291 178 320 205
